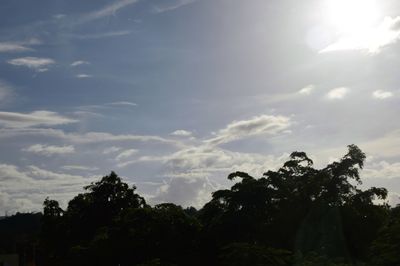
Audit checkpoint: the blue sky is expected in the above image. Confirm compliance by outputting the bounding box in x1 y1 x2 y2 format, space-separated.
1 0 400 212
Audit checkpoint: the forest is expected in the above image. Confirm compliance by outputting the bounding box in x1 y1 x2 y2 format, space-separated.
0 145 399 266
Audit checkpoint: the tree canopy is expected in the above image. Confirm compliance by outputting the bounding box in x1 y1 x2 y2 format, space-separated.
1 145 398 266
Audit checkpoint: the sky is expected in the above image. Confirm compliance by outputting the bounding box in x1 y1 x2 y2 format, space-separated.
1 0 400 213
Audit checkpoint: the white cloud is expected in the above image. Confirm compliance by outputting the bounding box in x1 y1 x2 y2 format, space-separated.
152 0 196 13
79 0 139 24
115 149 138 161
0 111 77 128
387 192 400 206
70 60 90 67
321 16 400 54
0 38 41 53
298 85 315 95
0 163 97 212
23 144 75 156
327 87 349 99
206 115 291 145
373 90 393 99
364 160 400 179
0 164 30 182
170 130 193 137
76 74 92 78
8 57 55 71
151 175 217 208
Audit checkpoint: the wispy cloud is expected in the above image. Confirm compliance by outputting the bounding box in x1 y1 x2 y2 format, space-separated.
0 128 181 146
298 84 315 95
69 30 132 40
53 14 66 19
102 146 122 154
78 0 139 24
115 149 138 161
152 0 196 13
0 80 14 104
0 38 41 53
23 144 75 156
70 60 90 67
62 165 99 171
8 57 55 71
107 101 137 107
321 16 400 54
0 111 77 128
0 43 32 53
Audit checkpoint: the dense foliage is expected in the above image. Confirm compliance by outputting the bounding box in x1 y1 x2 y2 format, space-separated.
1 145 399 265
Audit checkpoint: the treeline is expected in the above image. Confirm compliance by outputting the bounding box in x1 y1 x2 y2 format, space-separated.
1 145 400 266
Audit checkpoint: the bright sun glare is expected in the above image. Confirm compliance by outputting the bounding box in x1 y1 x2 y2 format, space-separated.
324 0 380 33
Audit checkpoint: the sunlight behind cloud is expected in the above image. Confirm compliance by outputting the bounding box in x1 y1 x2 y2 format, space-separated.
321 16 400 53
324 0 380 33
318 0 400 53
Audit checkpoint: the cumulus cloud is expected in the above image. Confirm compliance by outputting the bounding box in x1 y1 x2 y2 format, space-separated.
0 164 30 182
0 191 36 214
8 57 55 71
23 144 75 156
0 163 97 212
164 146 286 177
373 90 393 99
151 176 217 208
170 130 193 137
70 60 90 67
327 87 349 99
0 111 77 128
206 115 291 145
321 16 400 54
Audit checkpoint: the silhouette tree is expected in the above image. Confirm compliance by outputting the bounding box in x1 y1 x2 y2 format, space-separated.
200 145 388 264
36 145 394 266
